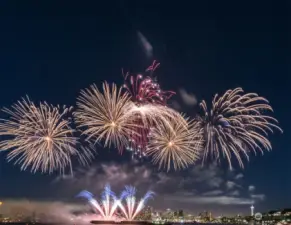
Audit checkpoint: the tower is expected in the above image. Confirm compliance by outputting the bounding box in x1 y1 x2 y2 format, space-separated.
250 205 254 216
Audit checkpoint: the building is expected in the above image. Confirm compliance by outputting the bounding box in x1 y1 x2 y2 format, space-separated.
136 206 152 221
198 211 212 222
185 214 195 221
251 205 254 216
162 208 174 221
282 209 291 216
178 210 184 218
271 211 282 217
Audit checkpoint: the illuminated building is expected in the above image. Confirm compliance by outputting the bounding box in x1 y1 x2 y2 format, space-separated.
185 214 195 221
162 208 174 221
199 211 212 222
144 206 153 220
251 205 254 216
136 206 152 221
178 210 184 218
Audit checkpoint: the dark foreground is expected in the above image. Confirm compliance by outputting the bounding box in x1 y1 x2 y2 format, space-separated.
0 223 241 225
0 223 152 225
0 223 74 225
91 221 151 224
0 222 153 225
0 223 69 225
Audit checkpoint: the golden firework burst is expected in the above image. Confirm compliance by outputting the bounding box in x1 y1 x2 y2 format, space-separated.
74 82 138 151
199 87 283 169
146 114 203 171
0 97 90 174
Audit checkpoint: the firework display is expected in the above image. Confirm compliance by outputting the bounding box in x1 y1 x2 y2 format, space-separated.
77 185 154 221
77 185 120 220
0 61 282 173
146 114 203 171
74 82 137 152
125 103 183 157
198 87 283 169
0 97 91 174
119 186 154 221
122 61 175 105
122 61 175 158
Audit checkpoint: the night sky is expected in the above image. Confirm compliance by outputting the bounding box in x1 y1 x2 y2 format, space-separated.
0 0 290 216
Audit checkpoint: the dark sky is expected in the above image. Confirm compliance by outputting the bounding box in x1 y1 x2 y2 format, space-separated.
0 0 290 216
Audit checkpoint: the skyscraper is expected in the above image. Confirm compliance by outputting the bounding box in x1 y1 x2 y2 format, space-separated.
178 210 184 218
250 205 254 216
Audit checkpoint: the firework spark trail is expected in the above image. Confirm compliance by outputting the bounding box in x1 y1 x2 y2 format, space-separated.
101 185 120 219
127 104 181 129
199 87 283 169
0 97 90 174
77 185 153 221
74 82 139 152
125 104 183 158
77 190 106 218
77 186 119 220
122 61 175 105
76 139 96 167
146 113 203 171
122 61 175 157
118 186 154 221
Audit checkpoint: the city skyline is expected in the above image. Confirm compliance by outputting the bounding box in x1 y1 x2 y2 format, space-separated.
0 0 289 216
0 161 285 216
0 197 289 220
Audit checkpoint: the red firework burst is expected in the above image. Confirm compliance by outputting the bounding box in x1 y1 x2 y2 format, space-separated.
122 61 175 105
122 61 175 158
